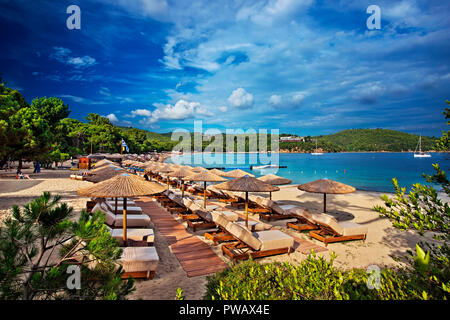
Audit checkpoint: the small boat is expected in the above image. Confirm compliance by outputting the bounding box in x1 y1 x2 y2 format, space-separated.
311 139 323 155
251 164 283 169
414 135 431 158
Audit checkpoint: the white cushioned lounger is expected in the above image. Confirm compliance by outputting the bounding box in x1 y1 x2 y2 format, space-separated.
110 228 154 246
120 246 159 279
92 203 150 228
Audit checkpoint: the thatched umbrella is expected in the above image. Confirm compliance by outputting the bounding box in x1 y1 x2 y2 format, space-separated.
85 166 125 183
222 169 254 178
209 168 227 176
297 178 356 213
167 167 194 198
257 174 292 200
156 164 174 190
191 166 207 172
78 173 165 244
215 175 279 228
183 171 227 208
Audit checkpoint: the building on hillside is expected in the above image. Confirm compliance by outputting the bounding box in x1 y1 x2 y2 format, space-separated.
280 136 305 142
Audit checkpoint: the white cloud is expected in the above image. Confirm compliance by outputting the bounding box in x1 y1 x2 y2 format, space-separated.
130 109 152 117
130 99 213 125
99 87 111 96
269 94 282 105
218 106 228 112
106 113 119 123
228 88 254 109
49 46 97 68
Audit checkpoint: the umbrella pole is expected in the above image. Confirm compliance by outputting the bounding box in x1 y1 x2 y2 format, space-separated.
115 197 118 214
245 192 249 229
182 181 185 198
269 191 272 200
203 181 206 208
123 198 127 246
323 193 326 213
167 178 170 191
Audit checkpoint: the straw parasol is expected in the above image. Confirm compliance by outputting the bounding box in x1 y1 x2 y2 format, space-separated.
257 174 292 200
191 166 207 172
222 169 255 178
85 166 125 183
78 173 166 244
215 175 279 228
183 171 227 208
167 167 194 198
297 178 356 213
156 163 174 190
209 168 227 176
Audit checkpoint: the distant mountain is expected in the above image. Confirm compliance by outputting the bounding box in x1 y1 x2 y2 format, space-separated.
314 128 438 152
118 127 438 153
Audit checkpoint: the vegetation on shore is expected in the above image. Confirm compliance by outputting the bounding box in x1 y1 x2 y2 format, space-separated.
280 129 438 153
0 78 175 169
0 192 134 300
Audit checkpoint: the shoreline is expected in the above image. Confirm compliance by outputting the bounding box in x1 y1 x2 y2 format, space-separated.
0 167 446 299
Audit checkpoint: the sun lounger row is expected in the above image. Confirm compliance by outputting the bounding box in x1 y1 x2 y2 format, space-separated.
90 201 158 279
287 208 368 246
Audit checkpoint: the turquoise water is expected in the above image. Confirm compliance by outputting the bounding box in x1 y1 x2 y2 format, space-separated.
167 152 450 193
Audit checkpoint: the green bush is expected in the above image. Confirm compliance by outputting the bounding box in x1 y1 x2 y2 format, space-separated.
204 252 418 300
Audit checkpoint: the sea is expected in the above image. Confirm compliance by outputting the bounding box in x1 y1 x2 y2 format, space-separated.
167 152 450 193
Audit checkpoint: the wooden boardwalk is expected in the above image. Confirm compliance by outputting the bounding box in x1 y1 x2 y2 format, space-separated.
135 197 227 278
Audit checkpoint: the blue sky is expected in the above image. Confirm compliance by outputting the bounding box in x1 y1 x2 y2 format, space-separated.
1 0 449 137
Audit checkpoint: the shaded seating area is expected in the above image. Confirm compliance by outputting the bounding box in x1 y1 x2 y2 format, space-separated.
78 173 165 280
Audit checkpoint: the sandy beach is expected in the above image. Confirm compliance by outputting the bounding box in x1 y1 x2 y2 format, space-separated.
0 165 442 300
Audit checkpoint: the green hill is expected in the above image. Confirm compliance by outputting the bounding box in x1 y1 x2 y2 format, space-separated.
315 129 437 152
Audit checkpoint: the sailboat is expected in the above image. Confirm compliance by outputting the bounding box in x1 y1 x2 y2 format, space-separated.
311 139 323 155
414 135 431 158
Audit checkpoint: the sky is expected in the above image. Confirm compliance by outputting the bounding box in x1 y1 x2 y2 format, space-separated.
0 0 449 137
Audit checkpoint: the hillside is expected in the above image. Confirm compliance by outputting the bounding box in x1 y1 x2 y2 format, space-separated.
125 127 438 153
315 129 437 152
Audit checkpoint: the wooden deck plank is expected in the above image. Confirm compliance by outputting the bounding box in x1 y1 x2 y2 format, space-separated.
135 198 227 277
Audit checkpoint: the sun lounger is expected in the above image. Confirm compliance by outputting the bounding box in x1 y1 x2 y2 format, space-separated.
92 203 150 228
218 190 243 204
186 207 216 232
103 201 143 214
204 211 236 244
107 227 155 246
120 246 159 279
253 197 294 221
221 222 294 260
308 214 368 246
286 208 321 232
